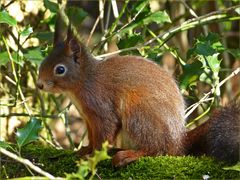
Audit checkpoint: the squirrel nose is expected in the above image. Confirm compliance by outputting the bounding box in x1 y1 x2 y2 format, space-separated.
36 80 44 90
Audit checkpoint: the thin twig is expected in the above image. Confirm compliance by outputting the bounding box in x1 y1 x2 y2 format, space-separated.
180 0 198 18
111 0 119 18
117 1 147 33
92 0 130 53
2 0 15 9
0 113 59 119
2 36 32 115
105 1 112 30
184 97 214 112
180 0 208 35
40 135 63 150
184 67 240 118
96 5 240 59
0 148 59 179
99 0 105 33
87 15 100 46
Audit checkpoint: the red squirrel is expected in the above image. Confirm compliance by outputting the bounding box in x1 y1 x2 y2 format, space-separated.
37 15 239 167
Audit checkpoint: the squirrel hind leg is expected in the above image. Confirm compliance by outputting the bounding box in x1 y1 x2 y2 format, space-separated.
112 150 146 167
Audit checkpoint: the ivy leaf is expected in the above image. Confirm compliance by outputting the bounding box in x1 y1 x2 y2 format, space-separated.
187 32 224 58
66 142 111 179
195 42 216 56
117 33 143 49
44 0 59 13
0 10 17 26
180 61 203 91
88 142 111 171
16 118 42 147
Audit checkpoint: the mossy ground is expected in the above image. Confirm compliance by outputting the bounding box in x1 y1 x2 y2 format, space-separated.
1 144 239 179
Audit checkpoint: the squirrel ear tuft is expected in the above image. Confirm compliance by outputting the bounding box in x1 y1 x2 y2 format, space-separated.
65 24 81 56
54 9 68 46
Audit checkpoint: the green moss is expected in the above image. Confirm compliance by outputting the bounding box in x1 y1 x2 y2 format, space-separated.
1 144 78 178
1 144 239 179
98 156 239 179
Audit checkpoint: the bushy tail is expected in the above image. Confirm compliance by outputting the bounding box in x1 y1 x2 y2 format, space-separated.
186 101 240 164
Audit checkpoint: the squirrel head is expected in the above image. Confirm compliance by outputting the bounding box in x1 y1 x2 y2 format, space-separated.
37 19 93 93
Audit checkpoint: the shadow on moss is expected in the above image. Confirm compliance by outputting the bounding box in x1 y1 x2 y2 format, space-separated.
1 144 239 179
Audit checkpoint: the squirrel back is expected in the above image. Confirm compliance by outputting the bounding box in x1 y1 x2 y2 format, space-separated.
187 102 240 164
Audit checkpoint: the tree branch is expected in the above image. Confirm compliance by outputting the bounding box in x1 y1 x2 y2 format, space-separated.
0 147 59 179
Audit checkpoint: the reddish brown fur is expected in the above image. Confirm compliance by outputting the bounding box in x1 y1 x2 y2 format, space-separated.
37 18 238 166
37 27 186 166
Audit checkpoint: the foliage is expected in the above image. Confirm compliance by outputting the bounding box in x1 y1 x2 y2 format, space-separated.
0 144 78 178
0 144 239 179
16 118 42 148
0 0 240 179
65 142 111 180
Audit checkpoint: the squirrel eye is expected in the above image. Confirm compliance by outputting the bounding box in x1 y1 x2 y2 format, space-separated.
54 64 66 76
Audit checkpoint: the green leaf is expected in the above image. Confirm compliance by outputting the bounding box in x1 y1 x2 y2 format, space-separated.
143 11 171 25
43 0 59 13
34 32 54 43
117 33 143 49
16 118 42 147
0 51 10 65
0 51 20 66
0 10 17 26
0 141 15 152
195 42 216 56
20 26 33 37
88 142 111 170
180 61 203 90
145 46 164 62
131 0 150 17
66 7 88 27
66 142 110 179
0 141 11 149
206 53 221 73
187 32 224 58
120 11 170 36
199 71 212 84
24 48 44 65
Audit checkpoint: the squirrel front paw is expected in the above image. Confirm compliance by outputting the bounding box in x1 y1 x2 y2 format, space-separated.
112 150 146 167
